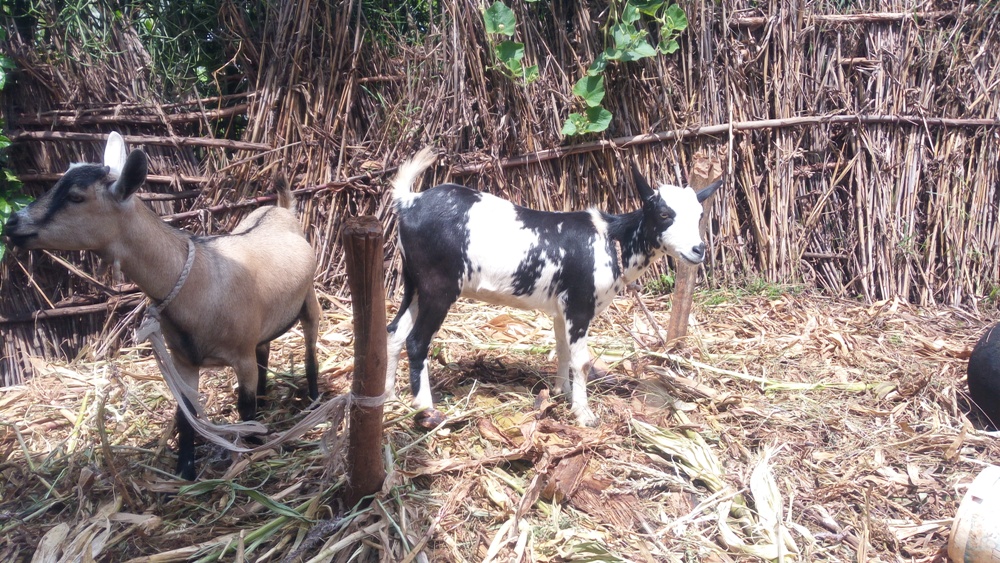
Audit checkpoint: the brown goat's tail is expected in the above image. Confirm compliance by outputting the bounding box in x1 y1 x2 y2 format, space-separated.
274 172 294 210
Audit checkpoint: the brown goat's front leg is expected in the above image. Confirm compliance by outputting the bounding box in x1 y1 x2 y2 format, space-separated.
173 361 201 481
175 401 197 481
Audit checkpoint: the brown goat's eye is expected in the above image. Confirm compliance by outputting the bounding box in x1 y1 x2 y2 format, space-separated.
67 193 85 203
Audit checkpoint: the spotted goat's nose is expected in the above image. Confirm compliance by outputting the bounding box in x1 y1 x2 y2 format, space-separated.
691 242 706 259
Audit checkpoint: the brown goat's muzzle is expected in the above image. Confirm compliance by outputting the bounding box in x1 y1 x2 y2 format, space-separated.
3 212 38 249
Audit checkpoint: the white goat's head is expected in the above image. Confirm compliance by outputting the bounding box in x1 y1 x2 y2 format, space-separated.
5 133 148 251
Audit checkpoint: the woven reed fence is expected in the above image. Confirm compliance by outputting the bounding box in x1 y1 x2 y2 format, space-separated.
1 0 998 383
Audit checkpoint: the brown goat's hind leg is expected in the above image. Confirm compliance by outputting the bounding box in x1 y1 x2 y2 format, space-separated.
235 355 265 448
234 355 260 423
300 288 321 401
255 342 270 400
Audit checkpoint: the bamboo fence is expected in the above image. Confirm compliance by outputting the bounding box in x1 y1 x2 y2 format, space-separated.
1 0 998 383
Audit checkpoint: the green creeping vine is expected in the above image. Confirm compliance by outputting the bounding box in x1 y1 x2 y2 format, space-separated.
483 1 539 84
0 25 29 262
563 0 688 136
481 0 688 136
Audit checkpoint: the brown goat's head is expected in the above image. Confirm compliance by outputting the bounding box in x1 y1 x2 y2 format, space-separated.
4 133 148 251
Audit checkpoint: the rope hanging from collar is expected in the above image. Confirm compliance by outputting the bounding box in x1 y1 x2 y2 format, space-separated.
133 237 391 455
132 238 268 451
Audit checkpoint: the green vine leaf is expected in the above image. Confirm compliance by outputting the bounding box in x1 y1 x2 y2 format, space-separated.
609 23 656 62
523 64 539 83
495 40 525 63
622 3 641 24
658 38 680 54
562 106 613 136
484 1 517 37
561 114 584 136
0 60 11 91
583 106 613 132
505 57 524 75
610 23 639 50
0 41 25 262
663 3 689 31
494 41 538 83
626 39 657 61
587 52 609 76
630 0 665 16
572 75 606 108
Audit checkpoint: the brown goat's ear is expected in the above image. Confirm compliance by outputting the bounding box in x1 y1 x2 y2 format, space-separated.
631 161 656 202
110 150 148 201
104 132 128 173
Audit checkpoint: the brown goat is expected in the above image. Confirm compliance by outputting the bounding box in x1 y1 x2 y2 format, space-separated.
4 133 320 480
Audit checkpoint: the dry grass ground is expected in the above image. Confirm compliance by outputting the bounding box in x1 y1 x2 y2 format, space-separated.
1 285 996 562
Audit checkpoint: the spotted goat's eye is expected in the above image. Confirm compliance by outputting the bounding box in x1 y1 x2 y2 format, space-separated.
67 193 85 203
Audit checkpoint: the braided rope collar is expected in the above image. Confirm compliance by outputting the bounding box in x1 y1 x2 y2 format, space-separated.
148 238 196 319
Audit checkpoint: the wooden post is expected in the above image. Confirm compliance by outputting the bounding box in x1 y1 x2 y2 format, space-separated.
666 260 698 343
342 216 388 508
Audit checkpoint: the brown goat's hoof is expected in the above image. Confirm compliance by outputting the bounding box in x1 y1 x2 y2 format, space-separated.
415 408 447 429
176 459 196 482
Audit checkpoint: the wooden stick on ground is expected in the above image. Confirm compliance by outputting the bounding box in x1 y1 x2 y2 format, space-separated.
342 216 388 508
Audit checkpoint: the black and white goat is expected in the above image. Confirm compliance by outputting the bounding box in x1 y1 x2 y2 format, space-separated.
967 322 1000 429
386 148 721 427
4 133 321 480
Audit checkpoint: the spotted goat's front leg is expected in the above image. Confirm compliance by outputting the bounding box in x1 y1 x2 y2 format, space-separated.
553 313 598 427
